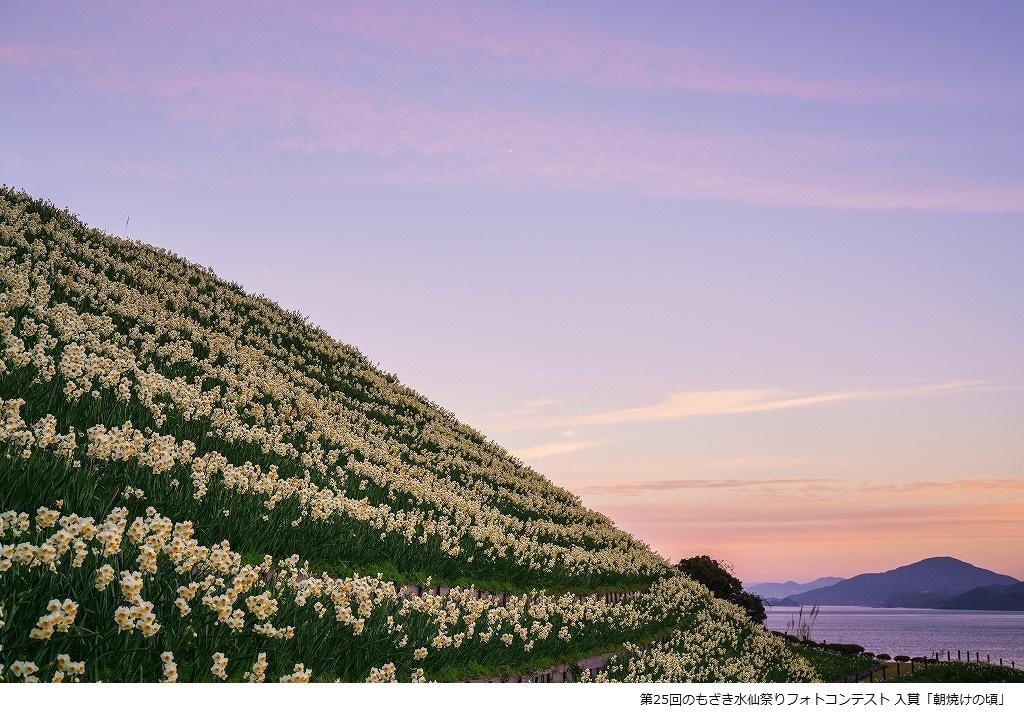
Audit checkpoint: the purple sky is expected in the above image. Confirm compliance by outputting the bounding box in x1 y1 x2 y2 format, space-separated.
3 1 1022 582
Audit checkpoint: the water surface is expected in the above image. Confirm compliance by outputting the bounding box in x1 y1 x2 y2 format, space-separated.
765 606 1024 665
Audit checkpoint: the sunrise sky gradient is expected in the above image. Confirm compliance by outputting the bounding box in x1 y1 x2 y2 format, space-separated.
3 1 1022 582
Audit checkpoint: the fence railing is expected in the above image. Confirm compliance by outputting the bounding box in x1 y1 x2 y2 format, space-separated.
933 649 1017 669
846 650 1018 682
845 663 887 683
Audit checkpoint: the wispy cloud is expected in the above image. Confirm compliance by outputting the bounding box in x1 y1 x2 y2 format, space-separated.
3 11 1022 213
577 477 832 496
512 439 600 460
857 477 1024 495
567 381 989 426
300 2 965 104
0 41 102 68
577 475 1024 497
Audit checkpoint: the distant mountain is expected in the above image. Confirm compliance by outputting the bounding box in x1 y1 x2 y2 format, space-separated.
787 557 1020 608
937 582 1024 611
747 577 845 599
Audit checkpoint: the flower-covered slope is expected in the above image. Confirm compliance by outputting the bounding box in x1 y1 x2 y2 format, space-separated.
0 187 666 590
0 187 817 682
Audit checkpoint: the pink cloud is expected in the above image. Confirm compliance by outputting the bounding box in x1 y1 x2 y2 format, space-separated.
582 475 1024 501
576 477 833 496
297 1 959 104
485 382 998 432
3 12 1020 212
0 41 103 68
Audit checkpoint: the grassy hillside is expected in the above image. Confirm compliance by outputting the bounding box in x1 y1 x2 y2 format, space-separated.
0 186 816 683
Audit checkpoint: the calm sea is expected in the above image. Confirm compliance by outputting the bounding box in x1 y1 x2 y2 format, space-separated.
765 606 1024 665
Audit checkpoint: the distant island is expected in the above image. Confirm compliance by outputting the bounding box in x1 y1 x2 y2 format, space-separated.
747 577 846 600
936 581 1024 611
755 557 1023 611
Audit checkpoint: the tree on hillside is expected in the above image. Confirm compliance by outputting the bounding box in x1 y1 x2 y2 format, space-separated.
676 555 767 624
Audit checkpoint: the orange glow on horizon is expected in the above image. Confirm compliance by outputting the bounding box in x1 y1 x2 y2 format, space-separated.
579 478 1024 583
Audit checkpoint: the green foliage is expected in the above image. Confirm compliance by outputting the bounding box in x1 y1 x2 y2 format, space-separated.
675 555 766 624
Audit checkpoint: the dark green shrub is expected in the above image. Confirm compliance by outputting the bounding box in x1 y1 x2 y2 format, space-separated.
675 555 766 624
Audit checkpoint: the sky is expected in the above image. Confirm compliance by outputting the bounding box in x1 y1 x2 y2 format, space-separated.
2 1 1022 583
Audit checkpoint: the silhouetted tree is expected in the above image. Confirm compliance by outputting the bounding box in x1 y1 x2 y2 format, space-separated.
675 555 767 624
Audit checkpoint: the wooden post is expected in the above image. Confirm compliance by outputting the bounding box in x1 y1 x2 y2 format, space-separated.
947 651 951 661
957 650 961 661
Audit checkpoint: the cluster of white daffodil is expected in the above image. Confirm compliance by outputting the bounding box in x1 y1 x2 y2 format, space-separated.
0 190 667 587
3 653 85 684
592 604 820 683
29 598 77 640
0 495 813 682
0 499 389 681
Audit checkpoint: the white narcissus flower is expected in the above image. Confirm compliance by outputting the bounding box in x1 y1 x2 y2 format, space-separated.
211 652 229 680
